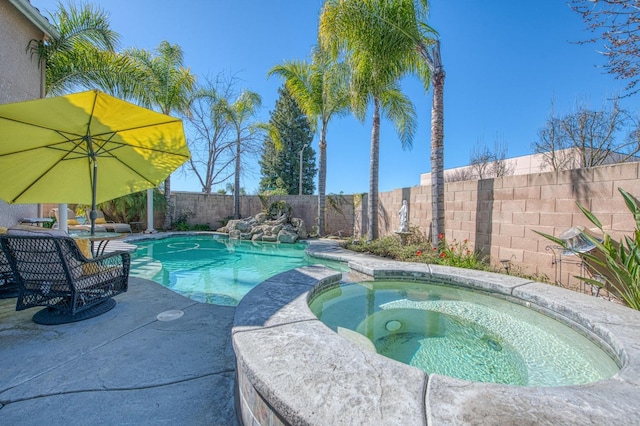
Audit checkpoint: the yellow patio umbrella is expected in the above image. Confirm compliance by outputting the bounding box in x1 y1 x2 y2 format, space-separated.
0 89 190 234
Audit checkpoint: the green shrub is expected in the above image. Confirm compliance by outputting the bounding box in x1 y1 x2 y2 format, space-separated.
171 211 194 231
192 224 211 231
43 216 56 229
268 200 292 220
258 189 288 212
344 233 489 271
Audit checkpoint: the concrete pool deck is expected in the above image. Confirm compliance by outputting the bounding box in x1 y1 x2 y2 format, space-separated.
0 277 239 425
234 240 640 425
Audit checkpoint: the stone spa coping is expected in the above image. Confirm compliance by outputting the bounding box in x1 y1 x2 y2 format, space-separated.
232 240 640 425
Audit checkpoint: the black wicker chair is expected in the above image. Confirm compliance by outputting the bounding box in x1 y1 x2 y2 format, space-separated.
0 245 19 299
0 234 130 325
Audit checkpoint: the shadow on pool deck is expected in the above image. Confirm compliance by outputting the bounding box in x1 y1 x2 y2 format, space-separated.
0 277 239 425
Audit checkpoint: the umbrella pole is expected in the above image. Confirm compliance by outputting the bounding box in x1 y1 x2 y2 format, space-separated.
90 161 98 239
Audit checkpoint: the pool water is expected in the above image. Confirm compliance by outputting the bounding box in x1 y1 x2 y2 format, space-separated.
130 235 347 306
309 280 620 386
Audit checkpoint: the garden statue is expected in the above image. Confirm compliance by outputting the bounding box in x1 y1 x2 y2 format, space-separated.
398 200 408 233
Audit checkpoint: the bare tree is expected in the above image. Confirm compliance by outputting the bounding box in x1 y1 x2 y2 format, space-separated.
570 0 640 96
469 143 493 179
490 140 514 177
445 167 475 183
469 139 514 179
533 99 639 169
184 77 237 193
533 100 577 171
562 100 626 167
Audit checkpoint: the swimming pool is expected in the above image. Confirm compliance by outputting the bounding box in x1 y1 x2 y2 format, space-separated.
129 234 348 306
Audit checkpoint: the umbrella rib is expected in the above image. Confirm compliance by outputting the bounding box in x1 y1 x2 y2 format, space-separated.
94 140 191 157
0 131 87 157
0 116 74 133
95 145 184 186
8 158 65 204
5 131 94 203
91 118 183 136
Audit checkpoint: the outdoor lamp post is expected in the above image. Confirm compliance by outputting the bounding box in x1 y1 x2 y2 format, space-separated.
299 143 308 195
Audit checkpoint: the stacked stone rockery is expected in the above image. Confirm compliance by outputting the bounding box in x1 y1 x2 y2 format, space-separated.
217 202 307 243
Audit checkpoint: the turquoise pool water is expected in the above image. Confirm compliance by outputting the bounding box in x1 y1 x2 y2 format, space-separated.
130 235 347 306
309 280 620 386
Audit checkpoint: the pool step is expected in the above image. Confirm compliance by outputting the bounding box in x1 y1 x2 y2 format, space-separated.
129 256 163 280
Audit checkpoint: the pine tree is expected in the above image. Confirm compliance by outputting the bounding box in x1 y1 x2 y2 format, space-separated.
259 86 316 194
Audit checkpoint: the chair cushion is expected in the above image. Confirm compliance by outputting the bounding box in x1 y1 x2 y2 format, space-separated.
75 239 93 259
7 225 68 238
95 218 107 224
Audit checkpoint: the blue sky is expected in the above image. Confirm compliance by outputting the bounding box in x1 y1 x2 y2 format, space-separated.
32 0 636 195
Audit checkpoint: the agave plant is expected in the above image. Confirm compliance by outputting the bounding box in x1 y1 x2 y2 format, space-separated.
537 187 640 310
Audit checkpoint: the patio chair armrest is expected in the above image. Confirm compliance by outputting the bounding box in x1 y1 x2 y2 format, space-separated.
81 251 131 277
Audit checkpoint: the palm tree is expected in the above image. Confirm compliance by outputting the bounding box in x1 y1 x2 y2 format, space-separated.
428 41 445 248
29 2 140 96
322 0 444 247
320 0 420 241
222 90 263 219
268 46 350 236
125 41 196 229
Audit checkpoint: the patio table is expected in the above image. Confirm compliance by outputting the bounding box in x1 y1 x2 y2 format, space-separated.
69 231 124 256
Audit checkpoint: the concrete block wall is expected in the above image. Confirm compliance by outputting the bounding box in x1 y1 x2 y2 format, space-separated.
171 192 356 237
31 161 638 293
377 162 640 290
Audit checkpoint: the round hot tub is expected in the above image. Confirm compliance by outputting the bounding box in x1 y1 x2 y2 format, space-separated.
232 241 640 425
309 279 619 387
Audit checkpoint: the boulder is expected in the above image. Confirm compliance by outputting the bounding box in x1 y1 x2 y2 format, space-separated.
278 229 299 243
262 234 278 242
254 212 268 224
217 200 307 243
291 218 308 239
235 220 252 232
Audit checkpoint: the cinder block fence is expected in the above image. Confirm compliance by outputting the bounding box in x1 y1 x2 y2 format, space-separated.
174 162 638 291
42 162 639 293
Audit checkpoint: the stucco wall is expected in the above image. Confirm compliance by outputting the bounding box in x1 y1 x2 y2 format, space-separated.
0 1 45 103
0 0 49 226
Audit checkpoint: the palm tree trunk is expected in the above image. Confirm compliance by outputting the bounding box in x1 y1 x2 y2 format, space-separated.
430 66 445 248
163 176 171 230
368 98 381 241
234 136 241 219
317 124 328 236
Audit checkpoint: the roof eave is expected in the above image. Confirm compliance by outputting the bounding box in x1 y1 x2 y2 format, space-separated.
8 0 60 39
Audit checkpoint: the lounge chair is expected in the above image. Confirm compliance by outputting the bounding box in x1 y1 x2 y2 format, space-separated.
90 210 132 233
50 208 106 232
0 226 130 324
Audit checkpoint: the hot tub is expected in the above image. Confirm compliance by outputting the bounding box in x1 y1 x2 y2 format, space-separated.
232 241 640 425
